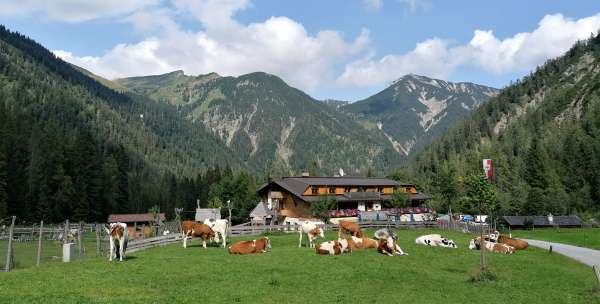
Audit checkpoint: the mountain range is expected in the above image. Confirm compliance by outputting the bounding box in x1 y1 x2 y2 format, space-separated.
116 70 497 175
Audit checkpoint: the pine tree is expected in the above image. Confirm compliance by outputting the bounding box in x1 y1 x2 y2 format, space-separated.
0 104 8 219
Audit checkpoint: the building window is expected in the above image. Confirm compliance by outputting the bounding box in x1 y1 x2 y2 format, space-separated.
311 186 318 195
377 187 383 193
344 187 351 193
329 187 336 194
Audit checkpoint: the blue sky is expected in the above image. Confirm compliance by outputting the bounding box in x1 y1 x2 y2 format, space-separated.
2 0 600 100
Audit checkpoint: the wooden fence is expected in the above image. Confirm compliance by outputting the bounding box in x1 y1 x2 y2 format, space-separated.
124 220 438 252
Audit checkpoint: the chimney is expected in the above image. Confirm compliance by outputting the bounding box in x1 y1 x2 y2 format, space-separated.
301 172 310 177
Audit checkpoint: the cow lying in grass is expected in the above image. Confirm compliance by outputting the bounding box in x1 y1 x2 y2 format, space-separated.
415 234 457 248
181 221 215 249
316 238 351 255
348 236 379 250
105 222 128 262
469 237 516 254
373 228 408 255
228 237 271 255
377 236 400 256
497 234 528 250
298 220 324 248
338 221 363 238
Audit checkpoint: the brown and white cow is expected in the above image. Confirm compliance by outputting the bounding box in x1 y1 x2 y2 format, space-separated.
181 220 216 249
377 236 398 256
104 222 128 262
497 235 528 250
338 221 363 238
228 237 271 255
298 220 325 248
348 236 379 250
469 238 516 254
316 238 350 255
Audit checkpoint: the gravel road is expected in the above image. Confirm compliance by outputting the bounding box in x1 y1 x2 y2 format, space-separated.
522 239 600 267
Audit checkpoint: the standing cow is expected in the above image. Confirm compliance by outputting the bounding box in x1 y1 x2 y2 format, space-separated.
204 218 228 248
105 222 128 262
181 220 215 249
298 220 325 248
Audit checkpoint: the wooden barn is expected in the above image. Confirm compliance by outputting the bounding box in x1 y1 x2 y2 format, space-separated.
257 176 430 222
108 213 166 239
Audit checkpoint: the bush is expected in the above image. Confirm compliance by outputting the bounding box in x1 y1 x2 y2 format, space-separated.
468 268 498 283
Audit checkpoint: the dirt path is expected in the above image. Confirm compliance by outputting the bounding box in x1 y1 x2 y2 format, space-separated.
523 239 600 267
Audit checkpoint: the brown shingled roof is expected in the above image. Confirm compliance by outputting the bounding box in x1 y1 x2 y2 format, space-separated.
108 213 166 223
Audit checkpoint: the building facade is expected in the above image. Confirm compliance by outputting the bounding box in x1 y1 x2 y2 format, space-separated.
257 176 431 221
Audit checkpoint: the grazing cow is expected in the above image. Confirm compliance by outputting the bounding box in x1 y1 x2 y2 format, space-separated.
228 237 271 255
298 220 325 248
415 234 457 248
348 236 379 250
338 221 363 238
316 239 350 255
204 219 229 248
104 223 128 262
181 220 215 249
497 235 528 250
469 238 515 254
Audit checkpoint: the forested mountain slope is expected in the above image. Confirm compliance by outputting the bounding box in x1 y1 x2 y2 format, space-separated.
0 26 246 222
118 71 404 175
343 75 498 156
408 34 600 217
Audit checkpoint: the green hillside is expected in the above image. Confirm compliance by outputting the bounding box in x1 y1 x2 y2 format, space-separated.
0 25 247 223
406 34 600 218
118 71 405 175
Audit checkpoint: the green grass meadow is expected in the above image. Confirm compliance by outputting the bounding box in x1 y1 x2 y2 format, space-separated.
512 228 600 250
0 229 598 304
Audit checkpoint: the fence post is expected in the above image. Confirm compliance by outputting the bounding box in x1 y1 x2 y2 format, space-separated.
64 219 69 244
77 222 83 257
5 216 16 272
95 224 101 257
141 224 145 239
36 220 43 267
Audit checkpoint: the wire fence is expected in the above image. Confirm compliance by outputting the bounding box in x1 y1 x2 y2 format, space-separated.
0 217 185 272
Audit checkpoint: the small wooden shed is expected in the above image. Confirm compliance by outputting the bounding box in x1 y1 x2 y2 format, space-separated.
108 213 166 239
250 202 273 224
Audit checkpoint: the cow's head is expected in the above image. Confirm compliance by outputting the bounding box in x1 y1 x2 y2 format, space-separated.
468 238 479 250
264 237 272 250
386 236 397 255
337 238 350 253
441 238 457 248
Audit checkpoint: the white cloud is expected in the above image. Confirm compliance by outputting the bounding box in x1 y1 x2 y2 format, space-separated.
338 13 600 87
53 0 370 92
364 0 383 10
0 0 158 22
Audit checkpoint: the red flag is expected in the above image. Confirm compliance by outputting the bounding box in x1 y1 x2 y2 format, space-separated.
482 159 492 179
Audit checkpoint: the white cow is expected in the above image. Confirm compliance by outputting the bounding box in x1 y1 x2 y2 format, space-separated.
203 219 228 248
415 234 457 248
104 222 128 261
298 220 325 248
